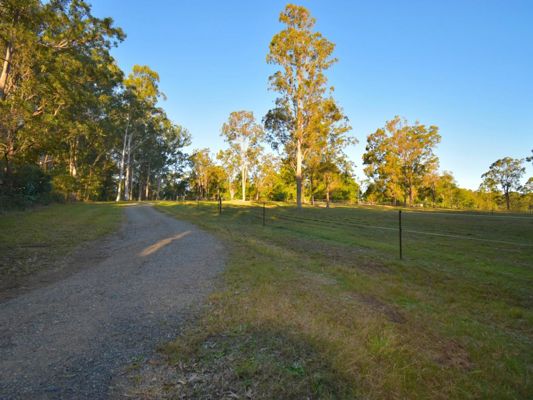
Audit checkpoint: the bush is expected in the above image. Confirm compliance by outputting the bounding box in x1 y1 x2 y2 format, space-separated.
0 163 54 210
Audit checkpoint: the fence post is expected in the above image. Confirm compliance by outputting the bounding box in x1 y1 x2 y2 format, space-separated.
399 210 403 260
218 196 222 215
263 202 266 226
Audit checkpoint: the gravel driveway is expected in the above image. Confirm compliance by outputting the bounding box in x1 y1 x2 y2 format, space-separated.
0 204 225 399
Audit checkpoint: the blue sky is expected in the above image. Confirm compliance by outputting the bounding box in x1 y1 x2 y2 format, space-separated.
90 0 532 189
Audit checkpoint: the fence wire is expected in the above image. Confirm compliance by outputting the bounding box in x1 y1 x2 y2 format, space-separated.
185 201 533 251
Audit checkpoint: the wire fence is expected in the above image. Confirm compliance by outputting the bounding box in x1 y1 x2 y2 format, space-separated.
180 199 533 260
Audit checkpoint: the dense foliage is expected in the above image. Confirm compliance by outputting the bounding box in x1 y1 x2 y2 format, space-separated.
0 0 189 208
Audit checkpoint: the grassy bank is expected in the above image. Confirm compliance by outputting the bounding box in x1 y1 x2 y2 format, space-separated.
139 201 533 399
0 202 123 287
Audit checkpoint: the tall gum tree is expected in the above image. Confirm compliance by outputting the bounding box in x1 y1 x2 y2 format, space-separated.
265 4 337 208
115 65 162 201
221 111 263 201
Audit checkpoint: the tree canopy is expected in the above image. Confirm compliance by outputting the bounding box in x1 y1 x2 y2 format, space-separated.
1 2 530 212
481 157 525 210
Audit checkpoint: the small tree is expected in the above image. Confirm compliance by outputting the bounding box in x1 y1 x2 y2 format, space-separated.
481 157 525 210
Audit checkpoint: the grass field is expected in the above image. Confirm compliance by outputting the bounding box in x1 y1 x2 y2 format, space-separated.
152 201 533 399
0 203 122 288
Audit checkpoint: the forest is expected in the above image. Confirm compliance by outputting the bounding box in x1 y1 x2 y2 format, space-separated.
1 1 531 212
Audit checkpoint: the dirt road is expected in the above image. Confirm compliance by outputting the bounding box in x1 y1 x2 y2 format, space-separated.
0 204 225 399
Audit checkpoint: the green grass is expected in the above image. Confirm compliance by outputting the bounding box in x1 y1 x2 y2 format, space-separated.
0 202 123 285
153 201 533 399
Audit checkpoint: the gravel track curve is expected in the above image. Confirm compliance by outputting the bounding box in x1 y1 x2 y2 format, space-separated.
0 204 225 399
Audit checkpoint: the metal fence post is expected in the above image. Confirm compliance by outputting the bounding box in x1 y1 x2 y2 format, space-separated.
218 196 222 215
263 202 266 226
399 210 403 260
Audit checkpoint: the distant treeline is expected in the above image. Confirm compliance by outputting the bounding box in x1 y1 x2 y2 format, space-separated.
1 2 531 212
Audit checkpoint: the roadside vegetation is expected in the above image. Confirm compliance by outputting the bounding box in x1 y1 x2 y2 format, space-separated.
0 203 122 291
123 201 533 399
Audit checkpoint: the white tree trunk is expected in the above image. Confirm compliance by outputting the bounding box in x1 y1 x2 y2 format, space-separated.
241 165 246 201
0 42 13 100
229 179 235 200
69 139 78 177
115 118 130 202
296 138 303 208
144 164 150 199
137 173 142 201
129 154 135 201
124 133 133 200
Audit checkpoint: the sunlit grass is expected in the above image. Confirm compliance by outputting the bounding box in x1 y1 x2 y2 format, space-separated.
154 200 532 399
0 202 123 283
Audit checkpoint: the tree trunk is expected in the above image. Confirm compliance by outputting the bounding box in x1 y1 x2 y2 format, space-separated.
241 165 246 201
137 173 142 201
84 168 93 201
229 180 235 200
124 133 133 200
145 171 150 199
296 139 303 208
115 119 130 201
128 154 134 201
0 42 13 101
155 175 161 200
69 139 78 177
310 175 314 205
326 179 330 208
505 191 510 210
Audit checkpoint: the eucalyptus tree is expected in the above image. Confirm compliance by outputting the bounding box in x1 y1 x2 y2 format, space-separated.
363 117 441 206
309 98 354 207
216 149 239 200
250 153 280 201
0 0 123 171
481 157 525 210
265 4 337 208
138 116 190 200
189 148 214 200
221 111 263 201
115 65 162 201
0 0 124 203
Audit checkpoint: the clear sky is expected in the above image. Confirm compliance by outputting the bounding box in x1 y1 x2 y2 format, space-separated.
90 0 532 189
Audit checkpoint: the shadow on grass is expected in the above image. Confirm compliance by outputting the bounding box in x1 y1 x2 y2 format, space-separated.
129 325 358 400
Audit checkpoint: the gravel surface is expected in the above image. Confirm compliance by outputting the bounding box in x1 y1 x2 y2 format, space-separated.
0 204 225 399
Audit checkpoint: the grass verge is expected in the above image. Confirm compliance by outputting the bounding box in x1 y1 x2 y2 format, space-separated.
0 202 123 289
